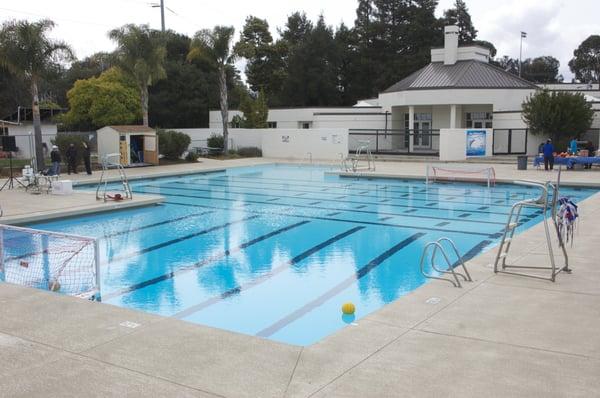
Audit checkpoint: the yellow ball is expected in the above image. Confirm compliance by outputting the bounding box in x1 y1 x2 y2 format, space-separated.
341 302 355 315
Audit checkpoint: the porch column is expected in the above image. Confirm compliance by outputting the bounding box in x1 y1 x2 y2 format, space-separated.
450 104 457 129
408 105 414 153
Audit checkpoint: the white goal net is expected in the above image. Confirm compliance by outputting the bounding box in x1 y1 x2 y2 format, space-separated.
426 164 496 187
0 225 100 300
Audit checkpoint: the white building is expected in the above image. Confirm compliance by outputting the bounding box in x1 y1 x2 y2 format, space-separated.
209 25 600 157
0 107 62 159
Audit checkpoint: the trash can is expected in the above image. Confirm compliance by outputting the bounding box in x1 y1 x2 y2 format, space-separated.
517 155 528 170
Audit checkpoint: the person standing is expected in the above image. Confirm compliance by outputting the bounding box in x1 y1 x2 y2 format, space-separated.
50 145 61 176
82 142 92 175
65 143 78 175
569 138 578 155
542 139 555 171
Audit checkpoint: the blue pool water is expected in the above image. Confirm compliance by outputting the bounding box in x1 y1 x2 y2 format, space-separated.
26 165 597 345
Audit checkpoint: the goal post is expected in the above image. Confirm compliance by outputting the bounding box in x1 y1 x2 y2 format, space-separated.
0 224 100 301
426 164 496 187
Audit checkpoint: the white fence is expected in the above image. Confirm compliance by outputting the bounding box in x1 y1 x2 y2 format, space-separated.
0 225 100 300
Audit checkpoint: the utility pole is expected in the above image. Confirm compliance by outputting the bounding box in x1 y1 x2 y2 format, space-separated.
519 31 527 77
160 0 165 32
152 1 166 31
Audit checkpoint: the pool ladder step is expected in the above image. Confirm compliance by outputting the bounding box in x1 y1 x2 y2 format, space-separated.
419 237 472 288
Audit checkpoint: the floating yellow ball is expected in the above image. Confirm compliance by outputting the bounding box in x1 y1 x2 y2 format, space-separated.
341 302 355 315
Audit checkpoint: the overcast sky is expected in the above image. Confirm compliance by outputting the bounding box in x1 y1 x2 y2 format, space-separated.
1 0 597 81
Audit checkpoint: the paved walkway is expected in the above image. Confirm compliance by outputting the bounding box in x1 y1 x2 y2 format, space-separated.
1 158 599 397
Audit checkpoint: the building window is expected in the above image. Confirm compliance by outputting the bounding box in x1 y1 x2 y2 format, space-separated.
466 112 492 129
0 127 7 136
298 121 312 129
267 121 277 129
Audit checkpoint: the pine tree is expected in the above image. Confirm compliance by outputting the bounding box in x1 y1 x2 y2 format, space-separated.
443 0 477 44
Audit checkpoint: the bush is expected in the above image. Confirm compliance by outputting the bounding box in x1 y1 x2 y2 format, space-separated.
51 134 89 165
158 130 191 160
522 90 594 148
185 151 200 162
237 147 262 157
207 133 224 150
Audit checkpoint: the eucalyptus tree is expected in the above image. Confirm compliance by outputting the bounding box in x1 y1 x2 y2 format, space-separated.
0 19 73 170
188 26 236 152
109 24 166 126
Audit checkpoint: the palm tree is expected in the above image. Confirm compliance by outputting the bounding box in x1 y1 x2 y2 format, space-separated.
109 24 166 127
0 19 73 171
188 26 236 153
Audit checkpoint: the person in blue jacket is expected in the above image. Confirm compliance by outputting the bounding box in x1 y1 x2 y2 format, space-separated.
542 139 555 171
569 138 578 155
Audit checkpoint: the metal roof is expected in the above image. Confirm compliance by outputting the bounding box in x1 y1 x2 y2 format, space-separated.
384 60 538 93
105 125 156 133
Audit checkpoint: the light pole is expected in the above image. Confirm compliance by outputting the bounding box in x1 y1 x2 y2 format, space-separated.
519 31 527 77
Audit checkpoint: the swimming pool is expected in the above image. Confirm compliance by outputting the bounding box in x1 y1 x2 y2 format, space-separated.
26 164 597 345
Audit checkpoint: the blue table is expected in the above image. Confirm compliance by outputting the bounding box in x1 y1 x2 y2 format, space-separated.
533 156 600 168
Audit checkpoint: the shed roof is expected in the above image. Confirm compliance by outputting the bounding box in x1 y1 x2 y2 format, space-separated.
105 125 156 133
384 60 538 93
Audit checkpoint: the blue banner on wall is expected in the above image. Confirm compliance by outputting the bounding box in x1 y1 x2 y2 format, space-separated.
466 130 486 156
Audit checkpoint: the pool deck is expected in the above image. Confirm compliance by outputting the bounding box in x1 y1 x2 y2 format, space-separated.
1 158 600 397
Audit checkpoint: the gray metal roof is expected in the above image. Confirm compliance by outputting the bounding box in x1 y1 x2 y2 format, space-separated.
384 60 538 93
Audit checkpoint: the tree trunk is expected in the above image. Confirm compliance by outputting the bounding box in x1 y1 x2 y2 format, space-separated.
31 78 45 172
141 85 149 127
218 66 229 153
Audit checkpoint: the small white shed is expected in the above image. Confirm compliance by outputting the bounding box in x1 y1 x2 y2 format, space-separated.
97 125 159 166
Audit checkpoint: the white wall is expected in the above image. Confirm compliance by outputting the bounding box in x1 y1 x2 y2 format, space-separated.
261 129 348 160
7 124 57 159
378 88 535 113
176 128 263 150
439 128 493 161
174 128 348 160
208 107 384 130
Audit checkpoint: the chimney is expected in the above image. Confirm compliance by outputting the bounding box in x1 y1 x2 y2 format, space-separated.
444 25 459 65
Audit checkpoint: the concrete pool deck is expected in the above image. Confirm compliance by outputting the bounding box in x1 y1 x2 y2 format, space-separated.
1 158 599 397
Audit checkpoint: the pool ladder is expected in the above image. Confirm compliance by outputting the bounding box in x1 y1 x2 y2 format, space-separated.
419 238 472 287
493 170 569 282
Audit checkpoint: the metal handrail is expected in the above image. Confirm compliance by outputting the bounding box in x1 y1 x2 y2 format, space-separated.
494 167 569 281
419 237 472 288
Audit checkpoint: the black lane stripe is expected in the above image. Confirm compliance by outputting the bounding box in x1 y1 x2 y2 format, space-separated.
173 179 523 208
379 216 393 221
102 220 311 300
144 186 511 223
189 174 535 201
5 210 215 262
157 198 496 237
108 215 259 264
173 226 365 320
256 232 426 337
435 222 450 227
